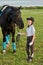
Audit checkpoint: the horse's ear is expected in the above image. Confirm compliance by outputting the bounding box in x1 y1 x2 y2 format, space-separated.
18 6 22 10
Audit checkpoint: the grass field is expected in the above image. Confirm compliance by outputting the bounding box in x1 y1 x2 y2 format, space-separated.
0 9 43 65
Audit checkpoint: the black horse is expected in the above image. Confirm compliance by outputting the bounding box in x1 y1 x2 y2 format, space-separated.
0 5 24 54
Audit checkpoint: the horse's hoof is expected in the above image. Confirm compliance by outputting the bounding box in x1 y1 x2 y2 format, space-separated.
2 50 6 54
13 50 16 54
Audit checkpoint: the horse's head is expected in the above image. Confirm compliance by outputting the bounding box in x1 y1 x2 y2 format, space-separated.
11 7 24 29
0 5 24 29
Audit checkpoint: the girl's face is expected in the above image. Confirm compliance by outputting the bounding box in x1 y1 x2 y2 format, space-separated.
27 20 32 26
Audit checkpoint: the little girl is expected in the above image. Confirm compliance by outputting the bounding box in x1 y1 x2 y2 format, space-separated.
20 17 35 62
26 17 35 61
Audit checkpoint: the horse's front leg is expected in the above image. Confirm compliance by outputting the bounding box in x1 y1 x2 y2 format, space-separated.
6 30 10 48
2 29 7 54
12 31 16 53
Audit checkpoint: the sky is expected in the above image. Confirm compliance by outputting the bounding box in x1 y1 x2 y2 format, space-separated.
0 0 43 7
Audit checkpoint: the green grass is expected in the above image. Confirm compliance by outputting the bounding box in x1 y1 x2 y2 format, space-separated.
0 9 43 65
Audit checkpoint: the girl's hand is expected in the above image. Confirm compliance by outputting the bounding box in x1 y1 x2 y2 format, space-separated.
18 32 22 35
29 41 33 46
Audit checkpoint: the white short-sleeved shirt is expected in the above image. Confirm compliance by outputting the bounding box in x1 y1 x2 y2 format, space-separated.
26 25 35 37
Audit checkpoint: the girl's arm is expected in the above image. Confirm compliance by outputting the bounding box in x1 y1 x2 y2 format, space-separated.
18 31 26 36
21 32 26 35
32 34 35 43
29 34 35 46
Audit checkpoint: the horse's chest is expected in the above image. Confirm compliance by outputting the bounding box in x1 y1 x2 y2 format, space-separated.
7 23 15 30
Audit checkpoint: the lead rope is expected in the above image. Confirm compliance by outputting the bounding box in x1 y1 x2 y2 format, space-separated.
16 26 21 43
